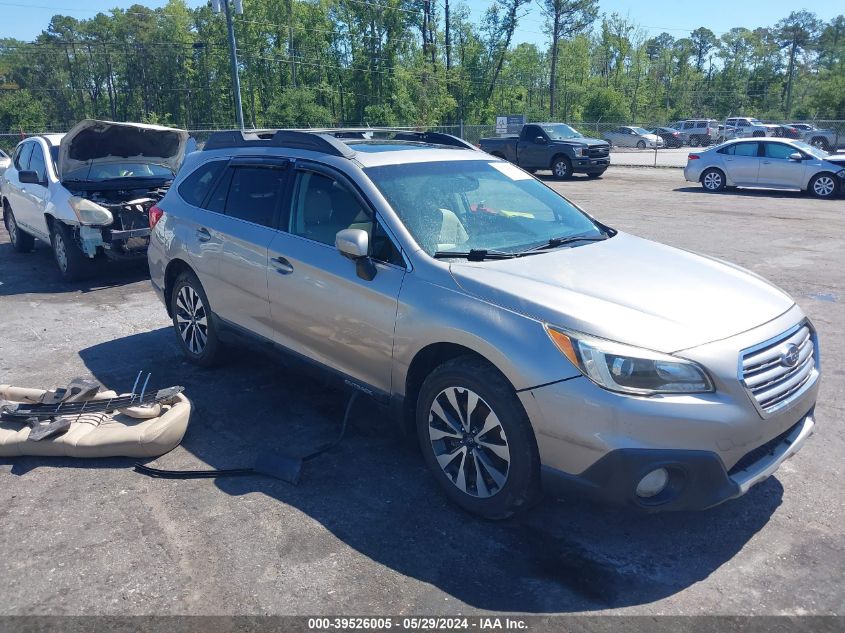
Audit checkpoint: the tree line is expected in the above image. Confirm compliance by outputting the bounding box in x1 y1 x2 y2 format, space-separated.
0 0 843 134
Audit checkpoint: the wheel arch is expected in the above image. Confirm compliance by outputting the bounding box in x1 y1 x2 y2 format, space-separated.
400 343 502 433
163 258 197 317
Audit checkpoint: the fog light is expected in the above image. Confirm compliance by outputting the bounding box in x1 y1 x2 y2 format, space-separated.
636 468 669 498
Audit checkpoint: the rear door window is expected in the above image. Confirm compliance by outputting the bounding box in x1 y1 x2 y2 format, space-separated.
178 160 227 207
222 166 288 228
726 142 759 157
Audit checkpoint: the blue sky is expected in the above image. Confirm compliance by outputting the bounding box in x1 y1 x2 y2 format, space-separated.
0 0 839 45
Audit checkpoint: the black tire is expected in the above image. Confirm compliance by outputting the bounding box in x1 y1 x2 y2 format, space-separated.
3 204 35 252
415 355 541 520
808 173 839 199
701 168 726 192
50 222 93 281
170 271 222 367
636 140 646 149
551 155 572 179
810 137 830 152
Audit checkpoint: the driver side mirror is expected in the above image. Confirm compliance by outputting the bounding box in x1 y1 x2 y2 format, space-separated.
336 228 376 281
788 152 804 161
18 170 41 185
534 136 546 144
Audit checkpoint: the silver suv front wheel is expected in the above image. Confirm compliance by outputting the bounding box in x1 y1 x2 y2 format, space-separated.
416 356 540 519
428 386 511 499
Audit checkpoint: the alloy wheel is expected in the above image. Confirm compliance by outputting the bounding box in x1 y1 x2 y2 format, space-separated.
53 232 68 272
553 160 569 178
175 285 209 354
703 171 723 190
428 386 510 498
813 176 835 198
6 212 17 245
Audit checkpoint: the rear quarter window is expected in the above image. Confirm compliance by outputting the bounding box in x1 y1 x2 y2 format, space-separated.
177 160 228 207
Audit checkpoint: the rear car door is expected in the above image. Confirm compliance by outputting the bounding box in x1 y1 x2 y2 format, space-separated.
721 141 761 185
266 163 406 394
758 142 807 189
187 157 291 341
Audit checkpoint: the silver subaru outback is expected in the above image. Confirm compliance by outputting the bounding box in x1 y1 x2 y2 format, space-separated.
148 129 819 519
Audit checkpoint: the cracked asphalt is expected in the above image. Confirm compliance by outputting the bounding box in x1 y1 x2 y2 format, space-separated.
0 167 843 617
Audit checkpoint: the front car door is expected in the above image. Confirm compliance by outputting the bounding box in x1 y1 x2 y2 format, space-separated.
515 125 547 170
17 141 51 239
4 142 34 231
758 141 807 189
720 141 761 185
266 163 406 394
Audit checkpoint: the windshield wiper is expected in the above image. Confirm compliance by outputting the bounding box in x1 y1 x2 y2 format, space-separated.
433 249 519 261
519 234 608 254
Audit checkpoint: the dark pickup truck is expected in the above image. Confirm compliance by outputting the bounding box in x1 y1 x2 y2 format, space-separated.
479 122 610 179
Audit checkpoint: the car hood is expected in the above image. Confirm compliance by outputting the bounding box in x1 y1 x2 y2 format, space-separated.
57 119 189 181
448 232 794 353
550 137 608 148
824 153 845 167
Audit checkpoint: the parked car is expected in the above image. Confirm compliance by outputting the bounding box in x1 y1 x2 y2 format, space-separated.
674 119 720 146
769 124 802 140
789 123 837 151
479 123 610 179
651 127 683 148
149 127 819 518
723 117 771 139
0 149 11 173
685 138 845 198
0 120 188 280
604 126 664 149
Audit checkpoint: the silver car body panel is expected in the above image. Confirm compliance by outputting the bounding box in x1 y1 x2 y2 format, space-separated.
148 137 821 509
684 138 845 191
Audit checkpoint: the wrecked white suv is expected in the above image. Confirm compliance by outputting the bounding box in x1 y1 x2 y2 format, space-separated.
0 120 188 280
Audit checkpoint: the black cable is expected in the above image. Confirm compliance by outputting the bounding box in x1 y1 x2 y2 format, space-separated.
133 389 360 480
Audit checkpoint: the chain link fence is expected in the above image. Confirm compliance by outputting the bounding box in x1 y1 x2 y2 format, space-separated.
2 120 843 163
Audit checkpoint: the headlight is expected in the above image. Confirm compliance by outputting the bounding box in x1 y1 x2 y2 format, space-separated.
836 169 845 179
576 147 587 157
68 196 113 226
545 326 714 395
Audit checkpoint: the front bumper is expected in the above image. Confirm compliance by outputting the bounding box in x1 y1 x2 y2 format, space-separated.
572 157 610 174
540 409 814 511
518 309 819 512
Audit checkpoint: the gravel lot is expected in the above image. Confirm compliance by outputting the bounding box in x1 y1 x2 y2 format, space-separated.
1 167 843 617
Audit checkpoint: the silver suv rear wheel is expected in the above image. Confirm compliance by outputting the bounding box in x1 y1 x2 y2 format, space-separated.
170 271 222 366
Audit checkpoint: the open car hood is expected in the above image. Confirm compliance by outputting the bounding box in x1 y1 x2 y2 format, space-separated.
58 119 189 181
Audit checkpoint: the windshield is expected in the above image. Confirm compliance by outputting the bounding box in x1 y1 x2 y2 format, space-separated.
63 161 174 182
540 124 583 140
365 160 605 256
632 127 651 135
793 140 829 159
750 119 764 126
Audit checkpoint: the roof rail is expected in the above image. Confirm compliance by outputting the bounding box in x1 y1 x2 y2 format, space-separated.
314 128 477 150
203 129 356 158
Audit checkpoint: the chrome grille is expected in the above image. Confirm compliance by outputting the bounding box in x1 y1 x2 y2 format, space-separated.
740 324 817 415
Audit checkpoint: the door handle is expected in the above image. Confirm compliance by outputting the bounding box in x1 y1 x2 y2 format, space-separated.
762 161 771 164
196 227 211 242
271 256 294 275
